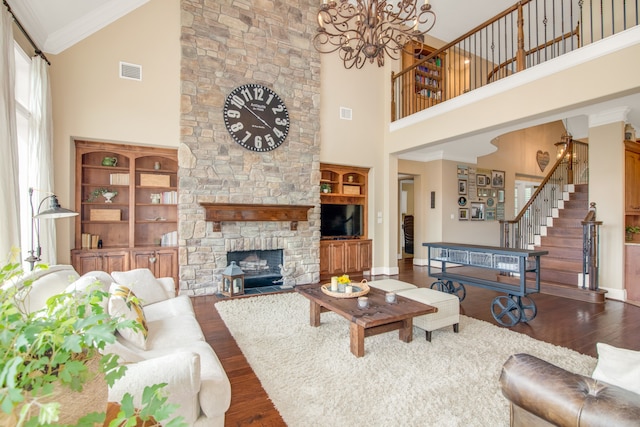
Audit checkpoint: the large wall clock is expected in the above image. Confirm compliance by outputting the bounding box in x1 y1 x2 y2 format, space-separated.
223 83 290 152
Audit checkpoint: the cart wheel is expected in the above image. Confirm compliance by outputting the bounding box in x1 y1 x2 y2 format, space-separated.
430 281 448 293
511 295 537 322
491 296 522 327
431 280 466 301
447 281 466 302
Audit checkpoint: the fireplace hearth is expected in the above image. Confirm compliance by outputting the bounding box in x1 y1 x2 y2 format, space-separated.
227 250 284 289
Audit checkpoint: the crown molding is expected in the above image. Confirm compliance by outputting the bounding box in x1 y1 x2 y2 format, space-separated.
43 0 149 54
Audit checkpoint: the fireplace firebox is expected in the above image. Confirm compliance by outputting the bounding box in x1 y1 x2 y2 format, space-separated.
226 250 283 288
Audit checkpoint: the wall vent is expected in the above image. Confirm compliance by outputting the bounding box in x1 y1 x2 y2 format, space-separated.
119 62 142 81
339 107 352 120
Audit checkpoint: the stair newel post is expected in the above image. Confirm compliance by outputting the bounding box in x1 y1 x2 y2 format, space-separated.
582 202 602 291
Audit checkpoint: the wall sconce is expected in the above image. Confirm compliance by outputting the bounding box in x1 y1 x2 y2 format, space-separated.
26 187 78 271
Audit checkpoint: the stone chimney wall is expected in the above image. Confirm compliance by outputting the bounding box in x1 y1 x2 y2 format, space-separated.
179 0 321 295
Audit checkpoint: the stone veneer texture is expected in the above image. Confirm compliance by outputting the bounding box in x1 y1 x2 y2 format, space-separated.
179 0 321 295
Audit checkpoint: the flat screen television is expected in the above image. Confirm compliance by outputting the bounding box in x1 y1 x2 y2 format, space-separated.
321 204 364 238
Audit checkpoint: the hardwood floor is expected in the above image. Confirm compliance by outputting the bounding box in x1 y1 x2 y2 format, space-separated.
193 258 640 426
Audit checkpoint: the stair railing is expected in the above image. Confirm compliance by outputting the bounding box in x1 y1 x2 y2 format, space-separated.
582 202 602 290
500 138 588 249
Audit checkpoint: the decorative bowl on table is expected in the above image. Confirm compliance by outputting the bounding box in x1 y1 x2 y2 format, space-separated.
321 279 369 298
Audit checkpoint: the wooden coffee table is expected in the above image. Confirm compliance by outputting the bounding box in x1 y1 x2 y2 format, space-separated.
296 284 437 357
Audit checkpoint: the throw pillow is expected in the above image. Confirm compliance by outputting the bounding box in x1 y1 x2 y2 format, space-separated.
592 342 640 395
111 268 169 306
108 284 148 350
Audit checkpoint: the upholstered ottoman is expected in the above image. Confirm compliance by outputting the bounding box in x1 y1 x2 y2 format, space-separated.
396 287 460 342
368 279 418 292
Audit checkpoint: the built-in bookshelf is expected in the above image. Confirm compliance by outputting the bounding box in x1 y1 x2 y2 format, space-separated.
72 140 179 287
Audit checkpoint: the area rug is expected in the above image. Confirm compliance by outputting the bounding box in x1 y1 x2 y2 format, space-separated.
215 293 597 427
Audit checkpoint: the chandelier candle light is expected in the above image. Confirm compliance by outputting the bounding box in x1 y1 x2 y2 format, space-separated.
314 0 436 69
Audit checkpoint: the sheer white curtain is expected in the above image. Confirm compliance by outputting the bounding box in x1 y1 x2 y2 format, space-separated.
28 56 56 265
0 6 20 260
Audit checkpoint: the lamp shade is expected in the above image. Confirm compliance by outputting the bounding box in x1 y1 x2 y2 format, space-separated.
35 195 78 218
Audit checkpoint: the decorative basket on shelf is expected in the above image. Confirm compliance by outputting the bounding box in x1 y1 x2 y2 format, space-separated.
321 279 369 298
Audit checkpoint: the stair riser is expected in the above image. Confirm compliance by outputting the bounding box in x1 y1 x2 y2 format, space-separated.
541 259 583 271
538 247 582 260
539 236 582 248
546 228 582 238
538 269 579 285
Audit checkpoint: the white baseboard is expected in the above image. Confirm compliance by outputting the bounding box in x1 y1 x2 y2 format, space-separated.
602 286 625 302
370 266 399 276
412 257 429 266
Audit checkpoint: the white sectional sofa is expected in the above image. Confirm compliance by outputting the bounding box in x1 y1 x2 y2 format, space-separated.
13 265 231 426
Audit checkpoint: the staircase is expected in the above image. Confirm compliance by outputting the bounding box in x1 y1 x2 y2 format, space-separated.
499 184 606 303
502 184 606 303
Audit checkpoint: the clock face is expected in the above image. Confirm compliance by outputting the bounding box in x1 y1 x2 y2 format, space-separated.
223 84 290 152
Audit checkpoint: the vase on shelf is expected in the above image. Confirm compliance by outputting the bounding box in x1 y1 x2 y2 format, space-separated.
102 192 116 203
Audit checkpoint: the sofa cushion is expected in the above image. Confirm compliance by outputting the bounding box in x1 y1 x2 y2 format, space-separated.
108 284 148 350
143 295 195 322
592 342 640 395
145 314 206 350
111 268 170 306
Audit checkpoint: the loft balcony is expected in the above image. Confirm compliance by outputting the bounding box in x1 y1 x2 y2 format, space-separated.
392 0 640 122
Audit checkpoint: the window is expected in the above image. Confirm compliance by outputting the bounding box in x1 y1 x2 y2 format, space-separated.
14 43 32 266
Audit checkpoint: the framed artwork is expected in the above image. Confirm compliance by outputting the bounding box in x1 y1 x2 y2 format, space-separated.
458 179 467 195
498 189 505 203
486 197 495 207
458 196 467 206
477 188 489 198
477 174 487 186
457 165 468 179
491 170 505 188
458 208 469 220
471 202 485 220
485 209 496 221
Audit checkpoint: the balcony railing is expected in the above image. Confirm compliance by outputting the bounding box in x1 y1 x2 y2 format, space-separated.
392 0 640 121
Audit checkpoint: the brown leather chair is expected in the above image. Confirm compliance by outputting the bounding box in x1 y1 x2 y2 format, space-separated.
499 353 640 427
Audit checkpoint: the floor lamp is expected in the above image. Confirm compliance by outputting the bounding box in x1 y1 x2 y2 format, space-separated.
26 187 78 271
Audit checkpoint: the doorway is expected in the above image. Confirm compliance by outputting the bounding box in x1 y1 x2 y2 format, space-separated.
399 177 415 260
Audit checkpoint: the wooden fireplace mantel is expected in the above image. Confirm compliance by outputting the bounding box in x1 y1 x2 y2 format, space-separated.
200 203 314 231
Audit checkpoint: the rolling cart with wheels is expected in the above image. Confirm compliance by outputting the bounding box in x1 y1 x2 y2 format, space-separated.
423 242 548 327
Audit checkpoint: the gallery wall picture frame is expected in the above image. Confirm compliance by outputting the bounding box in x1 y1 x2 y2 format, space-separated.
491 170 505 188
458 196 467 206
477 174 487 186
498 189 505 203
485 209 496 221
458 179 467 195
471 202 485 220
458 208 469 220
457 165 468 179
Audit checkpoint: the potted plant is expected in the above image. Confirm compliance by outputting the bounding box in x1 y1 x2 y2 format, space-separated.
0 251 185 426
320 183 332 193
87 188 118 203
626 225 640 241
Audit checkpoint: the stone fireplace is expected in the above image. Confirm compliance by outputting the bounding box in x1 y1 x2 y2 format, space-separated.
178 0 321 295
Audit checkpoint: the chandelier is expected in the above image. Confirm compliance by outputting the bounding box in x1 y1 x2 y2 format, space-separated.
314 0 436 69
